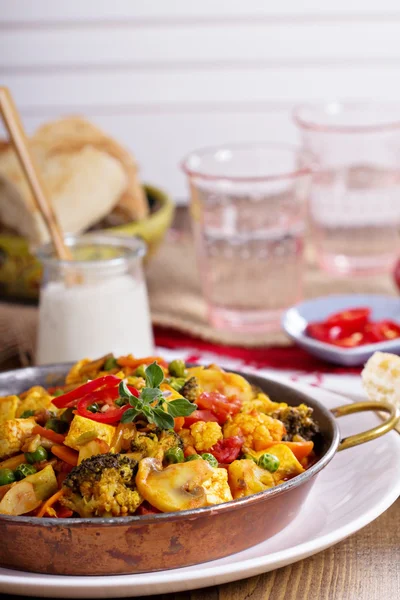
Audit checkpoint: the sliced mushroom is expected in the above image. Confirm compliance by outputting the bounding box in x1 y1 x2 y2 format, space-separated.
136 457 213 512
0 481 41 515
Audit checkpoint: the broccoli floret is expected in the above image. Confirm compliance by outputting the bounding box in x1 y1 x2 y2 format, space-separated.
180 376 200 402
129 430 183 462
61 453 142 517
271 404 319 442
158 430 183 452
130 432 159 461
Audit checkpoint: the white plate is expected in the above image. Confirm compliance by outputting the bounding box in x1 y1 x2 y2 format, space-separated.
1 379 399 599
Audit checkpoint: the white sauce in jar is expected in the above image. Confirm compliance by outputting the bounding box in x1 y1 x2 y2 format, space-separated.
36 274 154 364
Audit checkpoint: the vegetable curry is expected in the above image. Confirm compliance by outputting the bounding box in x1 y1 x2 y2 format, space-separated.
0 355 320 518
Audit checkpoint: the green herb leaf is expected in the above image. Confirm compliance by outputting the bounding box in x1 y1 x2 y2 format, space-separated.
120 408 141 424
166 398 197 418
141 387 164 404
145 362 164 389
119 380 134 400
151 408 175 429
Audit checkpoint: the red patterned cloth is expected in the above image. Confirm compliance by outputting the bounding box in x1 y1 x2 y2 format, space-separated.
153 327 361 374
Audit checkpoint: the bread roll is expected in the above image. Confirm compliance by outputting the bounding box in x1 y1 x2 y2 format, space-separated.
361 352 400 431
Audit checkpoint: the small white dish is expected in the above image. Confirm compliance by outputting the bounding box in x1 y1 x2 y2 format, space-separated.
1 381 399 598
282 294 400 366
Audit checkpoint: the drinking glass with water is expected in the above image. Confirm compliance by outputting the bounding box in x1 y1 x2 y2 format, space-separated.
181 143 313 333
294 103 400 275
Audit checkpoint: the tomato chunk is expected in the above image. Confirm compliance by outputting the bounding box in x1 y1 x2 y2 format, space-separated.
196 391 241 425
209 436 243 464
184 410 219 427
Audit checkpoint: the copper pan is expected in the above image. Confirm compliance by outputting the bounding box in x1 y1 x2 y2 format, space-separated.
0 364 397 576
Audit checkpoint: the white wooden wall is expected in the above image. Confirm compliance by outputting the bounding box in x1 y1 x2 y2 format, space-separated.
1 0 400 202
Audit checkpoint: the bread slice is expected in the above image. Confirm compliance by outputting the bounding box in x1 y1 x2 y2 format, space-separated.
0 141 128 244
361 351 400 413
34 117 148 222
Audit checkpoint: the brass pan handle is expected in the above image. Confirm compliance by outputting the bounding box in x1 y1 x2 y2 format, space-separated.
331 400 399 452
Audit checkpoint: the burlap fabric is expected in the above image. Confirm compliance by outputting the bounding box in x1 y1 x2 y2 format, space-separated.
0 233 396 364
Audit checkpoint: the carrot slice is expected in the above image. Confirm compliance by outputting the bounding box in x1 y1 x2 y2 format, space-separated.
117 356 168 370
37 489 65 518
174 417 185 432
32 425 66 445
254 440 314 460
183 445 197 458
51 445 79 467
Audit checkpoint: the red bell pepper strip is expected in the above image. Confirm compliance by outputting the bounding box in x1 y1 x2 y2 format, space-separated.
52 375 121 408
325 307 370 334
76 396 130 424
76 384 139 424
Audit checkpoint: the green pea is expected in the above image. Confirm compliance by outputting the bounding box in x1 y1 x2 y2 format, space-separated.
15 463 37 480
185 454 201 461
0 468 16 486
25 446 48 464
201 453 218 467
20 410 35 419
86 403 100 414
258 453 280 473
134 365 147 378
60 407 75 423
168 377 186 392
164 447 185 464
104 356 118 371
45 418 69 434
168 359 187 378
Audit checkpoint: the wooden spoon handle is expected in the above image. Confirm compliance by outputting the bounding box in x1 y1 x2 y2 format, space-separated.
0 87 72 260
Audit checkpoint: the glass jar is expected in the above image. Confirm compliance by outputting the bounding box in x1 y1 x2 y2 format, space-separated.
36 234 154 364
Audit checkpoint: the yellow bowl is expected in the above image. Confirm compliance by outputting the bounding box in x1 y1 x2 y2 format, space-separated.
0 184 174 300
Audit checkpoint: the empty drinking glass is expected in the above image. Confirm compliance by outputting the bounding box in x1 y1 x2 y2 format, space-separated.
294 103 400 275
181 143 313 333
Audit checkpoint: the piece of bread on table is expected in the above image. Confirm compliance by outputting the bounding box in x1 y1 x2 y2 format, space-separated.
361 351 400 410
0 141 128 244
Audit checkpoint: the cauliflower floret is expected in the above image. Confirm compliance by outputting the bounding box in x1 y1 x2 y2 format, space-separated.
228 459 275 499
64 415 115 451
0 417 36 459
16 386 55 418
202 467 233 505
241 393 287 415
223 412 285 450
0 395 20 423
190 421 223 452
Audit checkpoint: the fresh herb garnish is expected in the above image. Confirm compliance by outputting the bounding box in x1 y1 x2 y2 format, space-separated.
119 362 196 428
